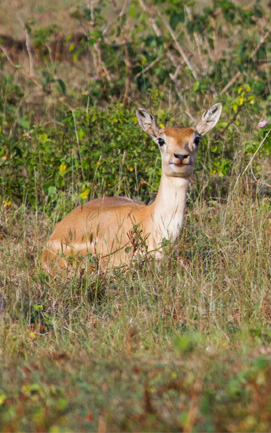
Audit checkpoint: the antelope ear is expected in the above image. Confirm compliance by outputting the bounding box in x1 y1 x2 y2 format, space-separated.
195 103 222 136
136 108 160 138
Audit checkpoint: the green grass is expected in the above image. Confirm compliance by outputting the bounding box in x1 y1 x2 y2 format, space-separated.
1 188 271 432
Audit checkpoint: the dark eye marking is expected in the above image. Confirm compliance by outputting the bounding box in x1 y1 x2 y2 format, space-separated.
194 135 202 146
158 137 165 146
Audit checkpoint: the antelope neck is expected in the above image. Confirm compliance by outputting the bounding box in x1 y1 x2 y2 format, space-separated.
150 173 189 242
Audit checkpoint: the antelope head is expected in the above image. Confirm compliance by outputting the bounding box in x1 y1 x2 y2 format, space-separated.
136 103 222 179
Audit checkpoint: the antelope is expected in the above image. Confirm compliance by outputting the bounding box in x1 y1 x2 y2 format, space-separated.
42 103 222 273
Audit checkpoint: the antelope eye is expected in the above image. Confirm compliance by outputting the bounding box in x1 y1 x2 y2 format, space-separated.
158 137 165 146
194 136 202 146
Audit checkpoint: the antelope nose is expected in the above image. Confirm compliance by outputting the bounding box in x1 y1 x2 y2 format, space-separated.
174 153 190 163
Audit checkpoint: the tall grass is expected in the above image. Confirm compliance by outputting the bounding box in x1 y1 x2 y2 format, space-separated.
1 177 271 431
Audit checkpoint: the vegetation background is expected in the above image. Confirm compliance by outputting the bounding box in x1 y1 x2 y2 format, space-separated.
1 0 271 431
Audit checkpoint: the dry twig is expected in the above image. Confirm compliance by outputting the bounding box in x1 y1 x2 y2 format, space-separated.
157 11 198 80
0 45 42 89
0 45 76 113
135 55 163 79
25 27 35 77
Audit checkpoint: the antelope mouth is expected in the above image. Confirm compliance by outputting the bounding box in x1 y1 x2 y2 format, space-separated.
169 163 193 177
170 162 191 167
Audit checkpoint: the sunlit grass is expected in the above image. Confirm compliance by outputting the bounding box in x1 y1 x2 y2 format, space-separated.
1 182 271 431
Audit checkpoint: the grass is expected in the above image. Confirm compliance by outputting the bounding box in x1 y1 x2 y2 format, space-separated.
0 0 85 39
1 183 271 431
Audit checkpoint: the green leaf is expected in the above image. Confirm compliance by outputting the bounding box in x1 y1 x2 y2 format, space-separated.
18 118 30 130
40 133 48 144
252 357 269 369
57 79 66 95
78 128 85 141
48 186 57 196
80 188 90 199
174 332 200 353
0 394 7 405
87 253 95 263
130 4 136 18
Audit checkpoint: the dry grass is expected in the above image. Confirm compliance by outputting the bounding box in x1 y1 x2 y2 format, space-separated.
1 182 271 430
0 0 83 39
